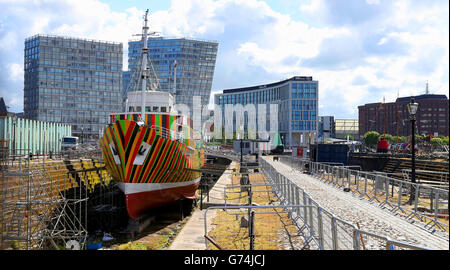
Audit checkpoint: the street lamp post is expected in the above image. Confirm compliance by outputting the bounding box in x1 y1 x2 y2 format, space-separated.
407 97 419 205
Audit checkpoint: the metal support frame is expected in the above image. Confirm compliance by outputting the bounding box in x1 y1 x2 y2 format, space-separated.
1 156 88 250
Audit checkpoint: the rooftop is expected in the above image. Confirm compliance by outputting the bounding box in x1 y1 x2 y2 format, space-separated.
396 94 448 102
360 94 448 107
221 76 314 94
26 34 122 45
129 36 218 44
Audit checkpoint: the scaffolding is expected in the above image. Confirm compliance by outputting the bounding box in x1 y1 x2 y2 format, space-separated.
1 153 88 250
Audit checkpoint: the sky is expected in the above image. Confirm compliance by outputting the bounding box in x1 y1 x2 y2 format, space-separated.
0 0 448 119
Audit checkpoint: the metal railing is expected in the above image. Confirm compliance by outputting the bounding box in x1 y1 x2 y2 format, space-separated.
258 158 431 250
278 156 449 232
204 204 320 250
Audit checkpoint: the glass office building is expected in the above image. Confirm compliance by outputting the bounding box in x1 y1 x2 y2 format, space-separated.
214 76 319 148
23 34 123 139
123 37 218 117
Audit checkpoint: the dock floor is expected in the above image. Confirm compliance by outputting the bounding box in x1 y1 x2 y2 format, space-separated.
168 161 237 250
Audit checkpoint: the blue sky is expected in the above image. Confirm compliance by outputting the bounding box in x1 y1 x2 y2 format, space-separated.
0 0 448 119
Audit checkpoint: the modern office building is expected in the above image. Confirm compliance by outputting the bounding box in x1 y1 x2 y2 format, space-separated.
23 34 123 139
214 76 319 148
123 36 219 118
319 116 335 141
358 94 449 137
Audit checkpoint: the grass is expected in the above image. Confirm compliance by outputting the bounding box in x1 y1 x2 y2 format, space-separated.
207 166 303 250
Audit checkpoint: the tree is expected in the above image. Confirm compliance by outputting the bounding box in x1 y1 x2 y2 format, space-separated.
380 133 394 143
430 137 443 148
363 131 380 147
442 136 449 146
345 134 354 141
395 136 408 143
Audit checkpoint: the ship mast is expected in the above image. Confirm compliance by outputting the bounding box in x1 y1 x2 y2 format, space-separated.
173 60 177 98
140 9 150 118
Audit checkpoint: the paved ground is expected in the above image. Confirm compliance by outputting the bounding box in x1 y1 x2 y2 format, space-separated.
263 156 449 250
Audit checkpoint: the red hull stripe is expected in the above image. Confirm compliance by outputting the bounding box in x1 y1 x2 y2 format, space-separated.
124 181 200 219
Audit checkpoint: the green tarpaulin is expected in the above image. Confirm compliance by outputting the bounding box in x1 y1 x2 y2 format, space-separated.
271 132 282 147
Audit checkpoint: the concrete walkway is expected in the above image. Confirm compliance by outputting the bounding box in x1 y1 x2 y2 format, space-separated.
168 162 237 250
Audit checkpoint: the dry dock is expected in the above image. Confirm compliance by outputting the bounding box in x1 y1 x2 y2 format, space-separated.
169 161 237 250
169 154 449 250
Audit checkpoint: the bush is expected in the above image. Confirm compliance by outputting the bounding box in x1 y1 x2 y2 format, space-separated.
430 137 448 147
363 131 380 146
392 136 408 143
345 134 354 141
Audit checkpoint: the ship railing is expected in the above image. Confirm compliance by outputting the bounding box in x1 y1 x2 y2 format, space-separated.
150 125 185 142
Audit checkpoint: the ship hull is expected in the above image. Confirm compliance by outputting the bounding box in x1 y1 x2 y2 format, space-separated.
118 177 200 219
100 118 203 219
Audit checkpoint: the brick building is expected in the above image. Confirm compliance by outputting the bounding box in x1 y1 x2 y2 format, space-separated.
358 94 449 138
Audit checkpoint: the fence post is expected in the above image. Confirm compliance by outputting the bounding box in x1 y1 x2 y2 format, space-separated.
364 172 368 196
308 197 314 236
384 177 389 203
397 181 403 208
327 165 330 182
249 210 255 250
285 177 289 201
414 184 419 213
355 170 359 186
353 229 361 250
291 183 296 206
331 217 338 250
317 206 324 250
331 167 335 183
374 174 379 199
303 190 308 221
348 170 352 186
434 189 439 224
288 182 293 205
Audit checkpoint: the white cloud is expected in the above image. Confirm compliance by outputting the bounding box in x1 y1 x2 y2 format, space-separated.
9 63 23 81
0 0 448 119
377 37 387 45
366 0 380 5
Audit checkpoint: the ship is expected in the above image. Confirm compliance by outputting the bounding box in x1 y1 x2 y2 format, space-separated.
99 10 204 219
